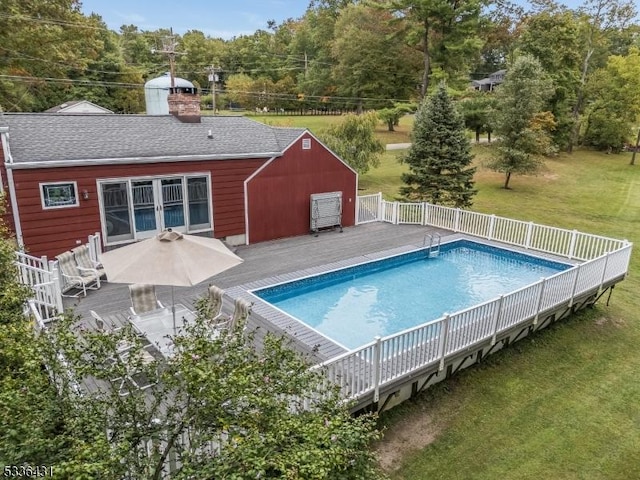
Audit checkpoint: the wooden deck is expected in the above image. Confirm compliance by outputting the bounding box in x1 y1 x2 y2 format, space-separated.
65 222 450 321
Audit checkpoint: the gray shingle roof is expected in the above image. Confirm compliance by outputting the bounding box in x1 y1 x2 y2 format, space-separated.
1 113 306 164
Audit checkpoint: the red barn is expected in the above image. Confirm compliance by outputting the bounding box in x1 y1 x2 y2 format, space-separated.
0 111 357 258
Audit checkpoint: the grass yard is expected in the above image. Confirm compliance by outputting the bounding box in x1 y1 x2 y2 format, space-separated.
245 113 415 145
365 148 640 479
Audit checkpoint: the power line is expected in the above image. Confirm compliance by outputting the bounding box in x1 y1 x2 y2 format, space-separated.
0 74 411 104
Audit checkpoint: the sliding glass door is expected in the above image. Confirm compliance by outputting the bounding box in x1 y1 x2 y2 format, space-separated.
100 174 211 245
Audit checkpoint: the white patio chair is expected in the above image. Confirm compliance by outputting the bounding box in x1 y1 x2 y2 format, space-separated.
72 244 106 279
208 285 226 323
229 297 252 331
110 342 158 396
56 251 100 297
129 284 165 317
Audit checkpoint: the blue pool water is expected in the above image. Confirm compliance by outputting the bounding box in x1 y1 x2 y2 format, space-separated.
253 240 571 350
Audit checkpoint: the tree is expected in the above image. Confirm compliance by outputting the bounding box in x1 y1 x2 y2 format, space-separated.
1 287 385 477
400 83 477 207
384 0 485 96
568 0 638 152
459 91 496 143
319 112 385 174
0 195 70 467
487 54 555 189
378 103 416 132
582 46 640 152
225 73 255 109
331 4 420 110
516 8 582 150
0 0 104 111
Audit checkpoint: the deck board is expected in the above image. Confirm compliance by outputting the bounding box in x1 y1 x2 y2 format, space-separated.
67 223 449 318
64 223 450 364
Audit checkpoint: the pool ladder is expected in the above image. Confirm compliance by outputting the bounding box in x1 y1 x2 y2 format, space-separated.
423 233 441 258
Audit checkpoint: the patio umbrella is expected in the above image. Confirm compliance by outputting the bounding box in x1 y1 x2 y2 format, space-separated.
99 229 243 333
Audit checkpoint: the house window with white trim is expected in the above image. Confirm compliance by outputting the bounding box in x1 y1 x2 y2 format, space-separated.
302 138 311 150
40 182 79 209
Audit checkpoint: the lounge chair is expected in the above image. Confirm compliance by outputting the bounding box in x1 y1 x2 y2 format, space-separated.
56 251 101 297
129 284 165 317
72 244 106 279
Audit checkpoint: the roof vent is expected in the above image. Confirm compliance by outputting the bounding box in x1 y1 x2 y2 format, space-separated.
207 129 213 139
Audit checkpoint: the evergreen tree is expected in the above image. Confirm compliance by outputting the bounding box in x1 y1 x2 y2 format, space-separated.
400 83 477 207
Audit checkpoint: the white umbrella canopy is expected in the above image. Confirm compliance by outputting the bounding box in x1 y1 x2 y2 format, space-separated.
100 230 243 287
99 230 243 334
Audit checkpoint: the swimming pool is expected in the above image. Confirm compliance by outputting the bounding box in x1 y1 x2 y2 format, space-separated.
253 240 571 350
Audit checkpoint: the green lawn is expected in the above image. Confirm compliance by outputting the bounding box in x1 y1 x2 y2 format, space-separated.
364 148 640 479
243 113 415 145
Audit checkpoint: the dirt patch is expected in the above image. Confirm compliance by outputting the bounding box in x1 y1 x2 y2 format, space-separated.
374 408 442 472
595 314 626 328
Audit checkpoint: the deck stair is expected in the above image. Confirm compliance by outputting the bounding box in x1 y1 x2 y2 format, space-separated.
423 233 441 258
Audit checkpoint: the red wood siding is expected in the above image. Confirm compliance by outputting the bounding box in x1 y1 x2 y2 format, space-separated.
11 158 265 258
246 134 357 243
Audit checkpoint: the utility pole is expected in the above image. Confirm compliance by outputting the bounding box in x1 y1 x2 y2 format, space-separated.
159 28 179 90
304 52 308 79
208 65 218 114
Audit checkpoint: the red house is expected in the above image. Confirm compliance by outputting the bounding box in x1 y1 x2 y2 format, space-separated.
0 106 357 258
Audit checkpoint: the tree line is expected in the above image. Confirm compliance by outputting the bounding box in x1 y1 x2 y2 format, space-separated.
0 0 639 152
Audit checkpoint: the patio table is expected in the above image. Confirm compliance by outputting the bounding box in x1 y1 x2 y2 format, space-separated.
130 304 196 356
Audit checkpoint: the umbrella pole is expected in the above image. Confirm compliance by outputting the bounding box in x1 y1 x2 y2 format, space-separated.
172 286 176 336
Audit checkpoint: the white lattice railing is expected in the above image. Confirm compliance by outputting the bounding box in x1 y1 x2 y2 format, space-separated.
322 196 634 402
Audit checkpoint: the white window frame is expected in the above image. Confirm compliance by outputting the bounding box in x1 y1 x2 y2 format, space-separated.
302 138 311 150
40 181 80 209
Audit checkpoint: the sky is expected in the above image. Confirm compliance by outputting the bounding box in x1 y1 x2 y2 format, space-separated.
80 0 610 40
81 0 312 39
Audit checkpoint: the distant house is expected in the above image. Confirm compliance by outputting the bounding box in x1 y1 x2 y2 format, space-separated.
471 69 506 91
1 93 356 258
45 100 114 114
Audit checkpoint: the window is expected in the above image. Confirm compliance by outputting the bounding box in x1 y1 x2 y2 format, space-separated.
187 176 211 230
40 182 79 209
302 138 311 150
102 181 134 243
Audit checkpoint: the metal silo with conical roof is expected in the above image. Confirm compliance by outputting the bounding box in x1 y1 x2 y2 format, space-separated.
144 72 197 115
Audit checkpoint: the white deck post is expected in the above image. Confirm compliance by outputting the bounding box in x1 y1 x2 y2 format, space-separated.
438 314 450 371
488 214 496 240
599 252 610 293
568 230 578 259
490 296 504 345
525 221 534 249
372 336 382 403
569 264 581 308
377 192 383 221
454 209 460 232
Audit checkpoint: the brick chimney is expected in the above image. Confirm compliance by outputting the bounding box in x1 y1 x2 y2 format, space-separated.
168 89 201 123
